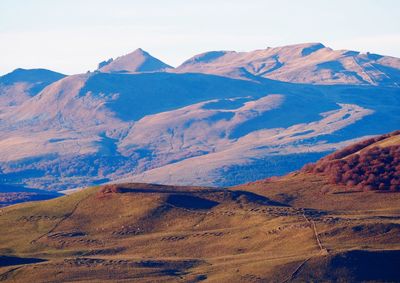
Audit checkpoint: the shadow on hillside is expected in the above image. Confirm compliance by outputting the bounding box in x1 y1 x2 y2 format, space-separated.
0 256 46 267
297 250 400 282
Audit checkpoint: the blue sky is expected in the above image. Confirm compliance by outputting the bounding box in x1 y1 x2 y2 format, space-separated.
1 0 399 75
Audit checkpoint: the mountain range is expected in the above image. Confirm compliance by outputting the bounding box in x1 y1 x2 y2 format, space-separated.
0 43 399 191
175 42 400 86
0 43 399 282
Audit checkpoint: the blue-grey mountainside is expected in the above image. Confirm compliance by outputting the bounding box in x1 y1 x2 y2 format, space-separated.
0 43 399 190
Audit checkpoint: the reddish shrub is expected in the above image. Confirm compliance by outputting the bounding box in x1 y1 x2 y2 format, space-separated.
301 131 400 191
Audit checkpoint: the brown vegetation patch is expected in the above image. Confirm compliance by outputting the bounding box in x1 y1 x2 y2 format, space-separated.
97 184 123 197
302 131 400 191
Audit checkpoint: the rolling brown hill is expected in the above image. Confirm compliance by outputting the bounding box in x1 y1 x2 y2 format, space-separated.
235 130 400 210
0 131 399 282
1 183 319 282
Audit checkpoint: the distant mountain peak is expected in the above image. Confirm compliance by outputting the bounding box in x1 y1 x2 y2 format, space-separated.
132 47 146 54
0 68 65 85
0 68 66 109
98 49 173 74
290 42 325 48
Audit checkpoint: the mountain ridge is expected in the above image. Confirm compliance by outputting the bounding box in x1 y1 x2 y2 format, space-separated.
174 42 400 87
0 43 399 191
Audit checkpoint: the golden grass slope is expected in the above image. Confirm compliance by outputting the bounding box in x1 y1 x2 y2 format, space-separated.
0 179 399 282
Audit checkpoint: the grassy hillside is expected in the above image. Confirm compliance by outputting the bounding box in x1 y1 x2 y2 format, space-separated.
0 179 399 282
0 131 399 282
0 183 319 282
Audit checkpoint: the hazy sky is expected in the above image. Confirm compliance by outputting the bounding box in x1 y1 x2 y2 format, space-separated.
1 0 400 75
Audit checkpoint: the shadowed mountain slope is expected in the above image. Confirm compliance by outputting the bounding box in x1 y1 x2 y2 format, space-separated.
0 44 399 191
0 68 65 86
0 68 65 110
0 71 399 190
0 184 62 207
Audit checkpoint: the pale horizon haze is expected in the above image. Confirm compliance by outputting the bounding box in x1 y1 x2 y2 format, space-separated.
1 0 400 75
